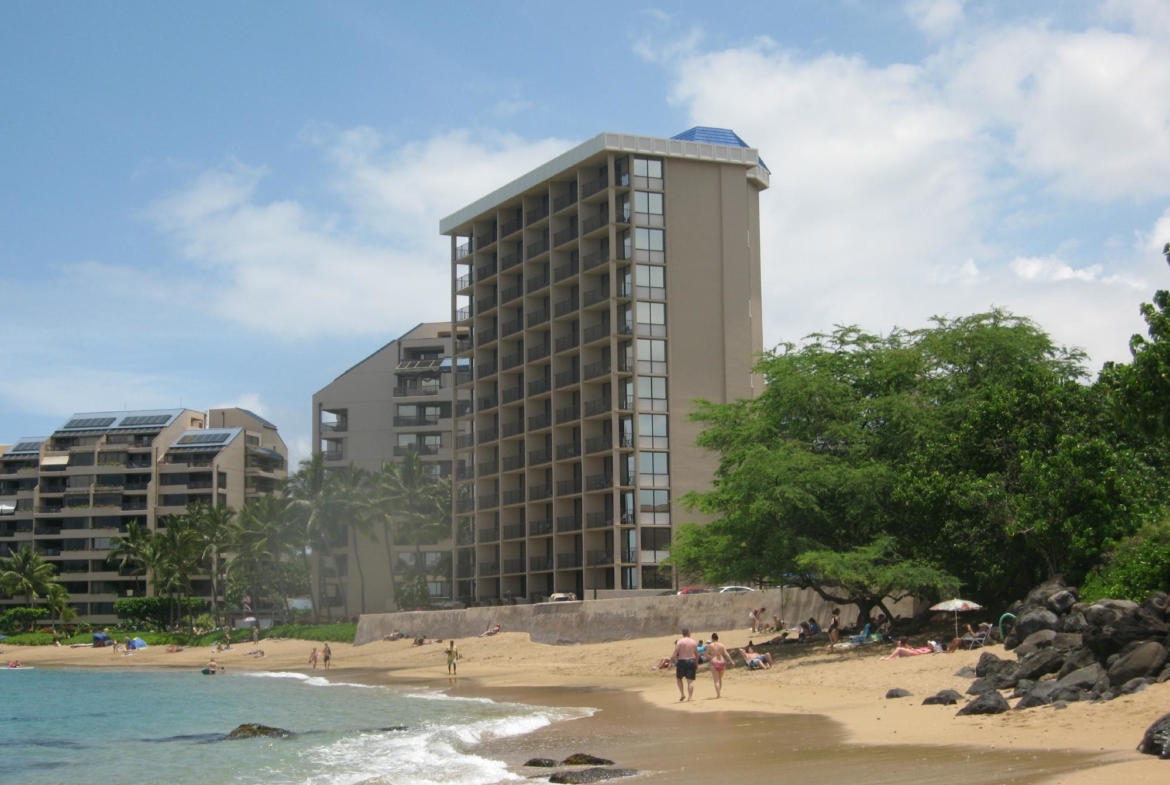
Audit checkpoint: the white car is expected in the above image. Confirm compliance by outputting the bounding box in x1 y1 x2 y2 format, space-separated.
717 585 756 593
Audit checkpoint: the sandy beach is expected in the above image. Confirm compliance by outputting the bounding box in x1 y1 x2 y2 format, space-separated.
8 631 1166 783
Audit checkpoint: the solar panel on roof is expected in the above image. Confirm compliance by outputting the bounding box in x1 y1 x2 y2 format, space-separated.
11 441 42 452
177 432 231 445
120 414 171 427
64 417 117 429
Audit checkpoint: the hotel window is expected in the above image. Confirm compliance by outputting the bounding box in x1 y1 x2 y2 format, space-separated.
634 191 664 227
616 192 631 222
621 490 636 524
633 157 664 190
634 227 664 263
636 301 667 336
639 488 671 524
637 339 667 373
641 526 671 552
637 376 667 411
635 265 665 300
618 229 631 260
638 414 668 449
635 228 664 251
638 451 669 487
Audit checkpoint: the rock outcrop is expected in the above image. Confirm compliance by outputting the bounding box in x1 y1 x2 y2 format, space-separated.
225 724 294 740
1137 712 1170 759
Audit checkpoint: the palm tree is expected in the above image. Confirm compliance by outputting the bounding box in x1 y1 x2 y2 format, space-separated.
192 502 239 629
382 452 452 607
236 494 290 621
330 463 375 615
0 545 60 607
156 513 202 632
45 583 78 631
287 453 347 621
367 461 403 610
107 520 153 598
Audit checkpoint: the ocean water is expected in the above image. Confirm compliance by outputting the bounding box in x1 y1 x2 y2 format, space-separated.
0 669 589 785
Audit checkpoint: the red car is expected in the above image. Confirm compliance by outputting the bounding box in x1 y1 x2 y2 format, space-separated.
677 587 709 595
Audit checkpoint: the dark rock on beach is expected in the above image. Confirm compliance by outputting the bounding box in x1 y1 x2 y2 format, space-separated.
1119 677 1154 696
1057 646 1097 679
1014 681 1061 710
885 688 912 699
525 759 560 768
957 691 1010 716
560 754 616 766
922 689 963 706
1137 712 1170 759
1016 610 1059 640
1047 590 1078 615
1055 663 1105 693
225 724 294 740
1107 640 1168 687
1014 629 1057 657
1013 647 1065 682
975 652 1006 677
954 666 977 679
549 769 639 784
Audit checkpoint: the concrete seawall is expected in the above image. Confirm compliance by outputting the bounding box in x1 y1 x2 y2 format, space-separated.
354 589 922 646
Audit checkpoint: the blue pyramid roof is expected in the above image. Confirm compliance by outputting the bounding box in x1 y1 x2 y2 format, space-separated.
671 127 769 173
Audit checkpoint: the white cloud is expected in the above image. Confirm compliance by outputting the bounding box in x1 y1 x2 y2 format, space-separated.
146 129 574 340
904 0 967 38
645 14 1170 368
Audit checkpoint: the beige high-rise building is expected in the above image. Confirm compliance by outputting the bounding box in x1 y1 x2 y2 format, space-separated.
441 127 768 602
311 322 465 613
0 407 287 625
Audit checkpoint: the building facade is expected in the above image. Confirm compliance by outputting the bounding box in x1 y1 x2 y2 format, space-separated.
0 407 287 625
442 128 768 603
311 322 464 613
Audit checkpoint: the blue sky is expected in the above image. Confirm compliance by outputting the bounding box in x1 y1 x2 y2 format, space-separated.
3 0 1169 464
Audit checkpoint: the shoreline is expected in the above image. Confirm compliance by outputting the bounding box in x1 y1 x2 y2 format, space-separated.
8 633 1166 783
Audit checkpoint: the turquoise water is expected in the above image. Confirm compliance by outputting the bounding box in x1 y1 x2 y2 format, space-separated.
0 669 588 785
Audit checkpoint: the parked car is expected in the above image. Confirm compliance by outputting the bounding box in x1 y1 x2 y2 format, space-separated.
547 592 579 602
677 587 709 595
717 585 756 593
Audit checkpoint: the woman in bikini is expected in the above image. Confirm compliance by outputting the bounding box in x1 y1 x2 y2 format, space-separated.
707 633 732 698
827 608 841 652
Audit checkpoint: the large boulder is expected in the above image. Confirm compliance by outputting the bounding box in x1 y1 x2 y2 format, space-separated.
885 688 912 699
1137 712 1170 759
525 759 559 768
1084 600 1139 628
1047 589 1079 615
1013 648 1065 682
957 691 1010 716
1059 610 1089 633
1084 607 1170 660
1107 641 1168 687
954 666 977 679
1141 592 1169 620
1022 577 1070 610
1119 677 1154 696
1056 646 1098 680
1014 630 1057 657
1015 610 1060 639
1055 663 1105 692
1014 681 1061 710
975 652 1008 677
550 769 639 784
225 724 294 740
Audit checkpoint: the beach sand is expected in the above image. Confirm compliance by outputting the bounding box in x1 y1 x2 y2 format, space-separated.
9 631 1167 783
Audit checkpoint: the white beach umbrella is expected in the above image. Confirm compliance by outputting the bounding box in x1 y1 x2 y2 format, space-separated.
930 598 983 638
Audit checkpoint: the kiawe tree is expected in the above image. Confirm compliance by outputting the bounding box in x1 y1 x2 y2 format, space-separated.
673 309 1170 610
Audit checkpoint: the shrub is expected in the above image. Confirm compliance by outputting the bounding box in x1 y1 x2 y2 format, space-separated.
1082 520 1170 602
1 607 48 633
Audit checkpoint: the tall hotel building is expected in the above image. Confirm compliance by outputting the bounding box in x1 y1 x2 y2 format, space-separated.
442 128 768 602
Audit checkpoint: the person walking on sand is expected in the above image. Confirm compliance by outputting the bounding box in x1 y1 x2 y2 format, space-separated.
748 607 760 633
446 640 460 675
707 632 732 698
322 642 332 670
827 608 841 652
670 628 700 702
308 647 319 670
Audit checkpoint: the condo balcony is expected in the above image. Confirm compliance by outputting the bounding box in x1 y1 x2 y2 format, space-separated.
556 514 582 533
552 188 578 213
529 555 554 571
527 342 551 363
501 384 524 405
552 224 578 248
555 368 580 388
586 473 613 492
553 257 579 283
529 484 551 501
581 247 610 272
583 360 611 380
555 405 579 425
526 236 550 259
586 511 614 529
476 258 497 281
557 551 584 569
502 523 526 540
529 518 553 537
527 413 552 432
582 285 608 308
503 557 526 575
556 440 581 461
528 448 551 467
393 385 441 397
582 323 609 345
585 434 612 454
581 170 608 199
527 271 550 293
501 420 524 439
393 415 442 427
557 477 582 496
554 296 578 320
528 377 552 396
588 549 614 566
583 396 611 418
500 283 523 304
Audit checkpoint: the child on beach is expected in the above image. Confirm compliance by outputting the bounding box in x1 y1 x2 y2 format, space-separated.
309 647 319 670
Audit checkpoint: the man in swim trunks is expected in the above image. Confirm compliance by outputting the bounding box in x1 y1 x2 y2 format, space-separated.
446 640 459 675
706 632 732 698
670 628 700 702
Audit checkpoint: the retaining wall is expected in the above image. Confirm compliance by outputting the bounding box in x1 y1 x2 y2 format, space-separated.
354 588 923 646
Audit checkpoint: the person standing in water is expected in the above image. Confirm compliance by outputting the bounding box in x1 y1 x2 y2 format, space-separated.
706 633 732 698
446 640 459 675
